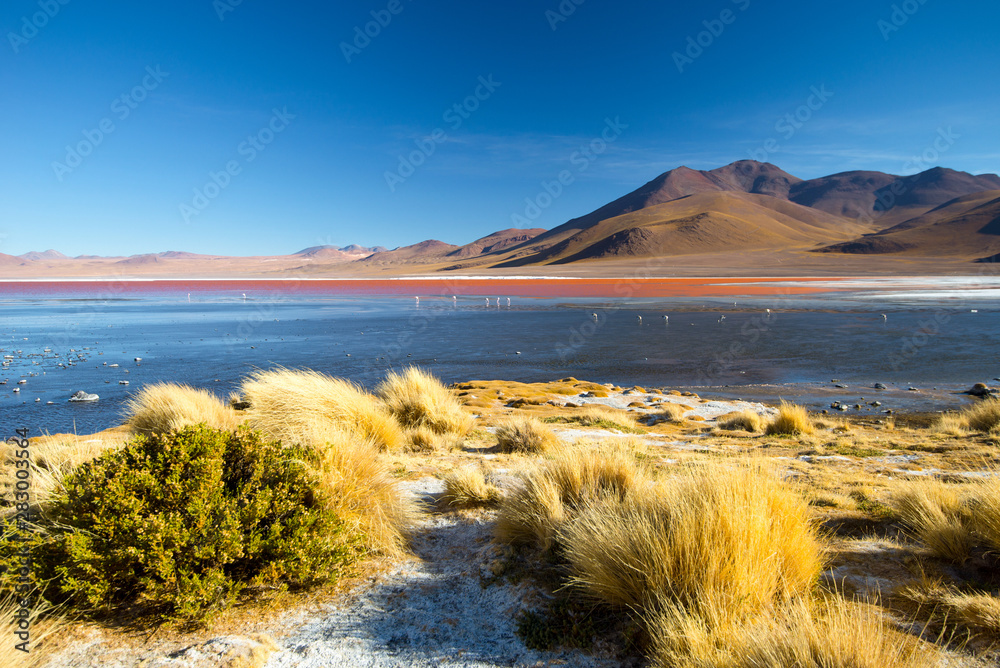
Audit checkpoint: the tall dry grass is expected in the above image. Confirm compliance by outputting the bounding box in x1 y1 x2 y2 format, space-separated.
963 398 1000 432
305 428 416 556
972 475 1000 552
240 368 405 452
0 434 126 511
495 443 648 550
495 415 560 454
647 596 938 668
125 383 242 435
891 479 976 562
376 367 474 436
765 402 815 436
442 467 502 508
0 592 67 668
559 463 822 615
717 410 764 433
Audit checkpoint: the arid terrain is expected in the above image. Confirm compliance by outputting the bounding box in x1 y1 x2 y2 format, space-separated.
5 372 1000 668
4 161 999 280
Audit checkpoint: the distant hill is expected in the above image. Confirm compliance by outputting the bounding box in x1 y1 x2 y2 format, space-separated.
18 249 67 261
816 190 1000 259
6 160 1000 278
496 191 871 267
447 228 546 259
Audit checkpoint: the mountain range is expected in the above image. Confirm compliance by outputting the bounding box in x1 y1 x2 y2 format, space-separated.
4 161 999 278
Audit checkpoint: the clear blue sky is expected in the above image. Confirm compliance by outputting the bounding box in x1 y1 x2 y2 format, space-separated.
2 0 998 257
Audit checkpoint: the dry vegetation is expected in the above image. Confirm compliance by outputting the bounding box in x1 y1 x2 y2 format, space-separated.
0 592 67 668
495 415 561 454
717 410 764 433
441 466 502 508
377 367 474 436
8 374 1000 667
765 401 815 436
239 368 406 451
124 383 241 435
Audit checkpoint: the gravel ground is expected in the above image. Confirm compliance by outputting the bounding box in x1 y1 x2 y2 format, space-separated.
263 479 621 668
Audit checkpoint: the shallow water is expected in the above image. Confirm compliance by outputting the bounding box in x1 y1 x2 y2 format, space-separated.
1 279 998 437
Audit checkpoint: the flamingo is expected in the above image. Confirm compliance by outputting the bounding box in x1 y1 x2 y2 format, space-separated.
484 298 489 306
662 315 669 323
506 297 511 306
636 315 642 324
881 313 887 321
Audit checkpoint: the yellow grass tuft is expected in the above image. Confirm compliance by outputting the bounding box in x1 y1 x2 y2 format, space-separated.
406 426 459 453
0 434 127 510
931 413 967 436
240 368 405 452
939 591 1000 636
0 591 67 668
125 383 242 436
963 397 1000 432
495 442 647 550
305 428 417 556
970 474 1000 552
442 467 502 508
495 415 561 454
559 462 822 615
891 479 975 562
765 402 815 436
376 367 474 436
717 410 764 433
647 596 938 668
656 403 688 422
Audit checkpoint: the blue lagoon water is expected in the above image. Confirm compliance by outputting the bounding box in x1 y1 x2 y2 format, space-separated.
2 280 999 436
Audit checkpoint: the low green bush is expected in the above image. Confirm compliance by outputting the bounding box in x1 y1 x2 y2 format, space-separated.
2 426 357 621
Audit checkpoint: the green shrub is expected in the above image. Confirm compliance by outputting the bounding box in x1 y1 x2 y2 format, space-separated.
3 426 357 621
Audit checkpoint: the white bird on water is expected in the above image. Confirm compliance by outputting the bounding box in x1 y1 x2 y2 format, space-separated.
636 315 642 324
662 315 669 323
591 313 598 320
882 313 887 320
242 293 247 302
484 298 489 306
506 297 511 306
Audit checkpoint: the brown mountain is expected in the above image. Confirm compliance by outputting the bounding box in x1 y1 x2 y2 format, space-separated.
352 240 460 268
816 190 1000 259
787 171 898 219
536 161 802 247
496 191 872 267
0 253 26 267
447 228 546 259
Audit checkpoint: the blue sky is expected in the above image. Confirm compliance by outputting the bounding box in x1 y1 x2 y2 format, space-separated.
1 0 998 257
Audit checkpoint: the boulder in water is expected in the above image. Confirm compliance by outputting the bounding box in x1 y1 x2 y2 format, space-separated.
69 391 99 402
